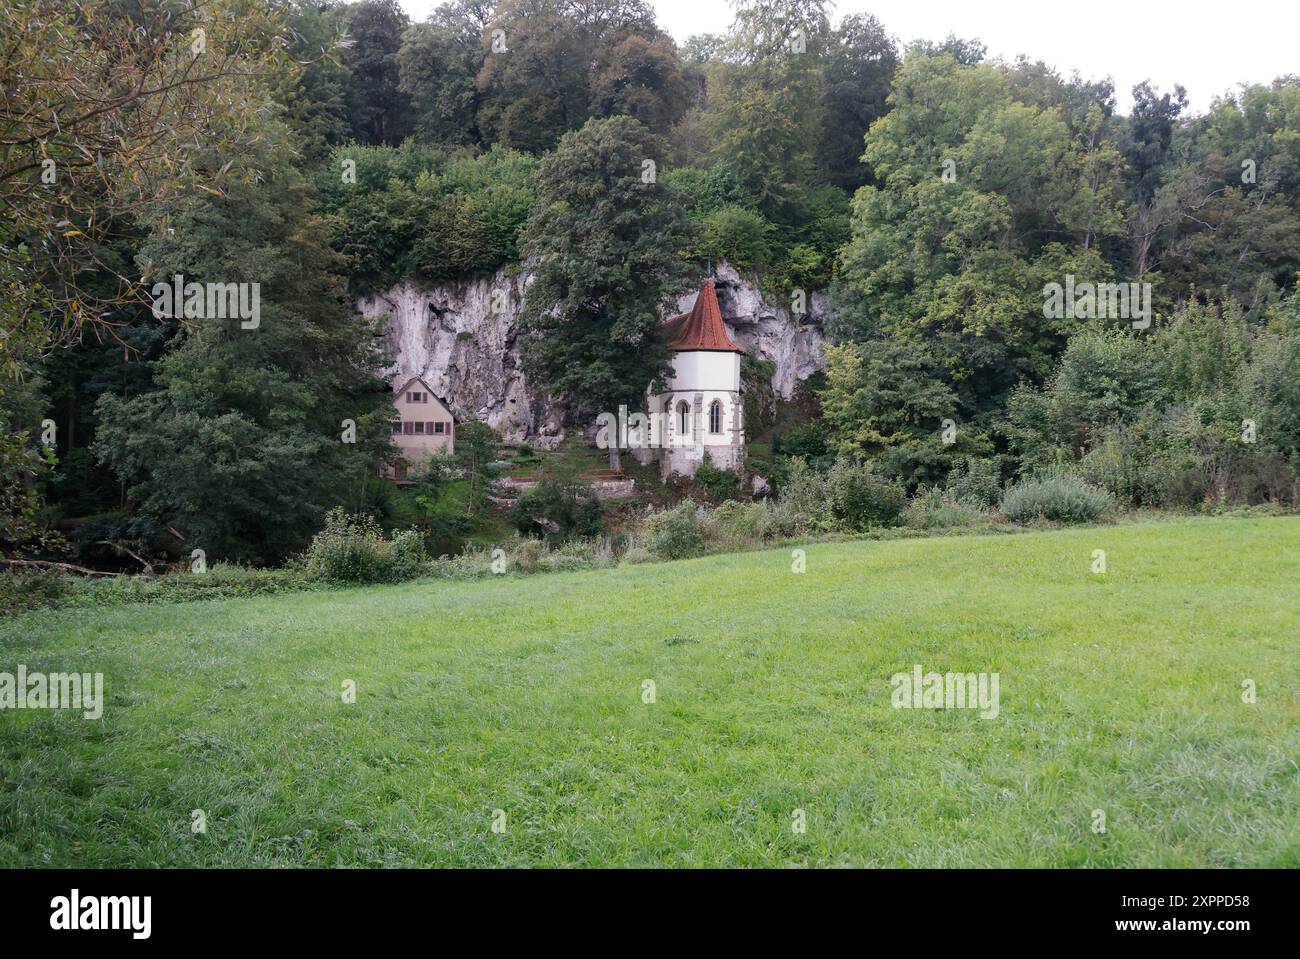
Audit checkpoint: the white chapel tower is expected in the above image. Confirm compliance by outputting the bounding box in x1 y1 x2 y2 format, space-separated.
636 278 746 480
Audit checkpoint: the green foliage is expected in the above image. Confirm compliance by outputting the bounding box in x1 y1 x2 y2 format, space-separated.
339 0 412 145
519 116 689 439
818 13 899 191
692 455 741 503
697 205 774 274
642 500 708 559
1006 295 1300 508
708 500 772 549
902 487 994 530
768 457 834 534
818 340 982 487
94 128 395 565
454 420 501 516
945 456 1004 508
475 0 677 153
1000 472 1113 524
0 568 72 616
511 478 603 541
826 458 906 530
303 509 427 583
318 144 538 292
397 0 488 146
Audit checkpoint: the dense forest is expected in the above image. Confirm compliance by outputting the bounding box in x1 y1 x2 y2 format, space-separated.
3 0 1299 574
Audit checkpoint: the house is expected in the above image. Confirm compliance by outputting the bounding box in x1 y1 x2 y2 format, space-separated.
633 278 746 480
388 376 455 481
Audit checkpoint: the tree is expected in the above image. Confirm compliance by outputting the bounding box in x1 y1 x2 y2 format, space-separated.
94 125 394 565
833 50 1118 414
705 0 831 229
398 0 492 146
1 0 305 557
453 420 500 515
818 14 898 191
518 116 689 470
590 33 692 134
475 0 665 153
340 0 413 145
1122 81 1188 277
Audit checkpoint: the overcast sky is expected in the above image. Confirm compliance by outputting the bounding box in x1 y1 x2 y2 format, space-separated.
397 0 1299 115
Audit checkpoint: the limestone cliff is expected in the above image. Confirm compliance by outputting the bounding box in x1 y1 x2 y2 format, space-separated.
356 261 829 448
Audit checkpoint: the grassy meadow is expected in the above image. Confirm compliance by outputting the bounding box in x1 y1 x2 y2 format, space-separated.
1 514 1297 867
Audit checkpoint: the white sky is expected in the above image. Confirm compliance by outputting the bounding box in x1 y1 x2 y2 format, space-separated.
398 0 1300 116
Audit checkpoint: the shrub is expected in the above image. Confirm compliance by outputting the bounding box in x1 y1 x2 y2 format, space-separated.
1000 473 1113 524
0 568 73 616
699 205 773 273
538 537 616 573
827 458 906 530
945 456 1003 508
304 509 428 583
708 500 771 549
642 500 708 560
511 478 603 541
768 457 834 535
903 488 992 530
693 455 740 503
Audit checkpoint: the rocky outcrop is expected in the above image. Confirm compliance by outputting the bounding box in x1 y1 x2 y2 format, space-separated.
679 261 829 399
356 261 829 447
356 272 566 448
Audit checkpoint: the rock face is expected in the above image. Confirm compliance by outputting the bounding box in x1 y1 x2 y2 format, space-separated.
356 261 828 448
678 261 829 400
356 272 565 448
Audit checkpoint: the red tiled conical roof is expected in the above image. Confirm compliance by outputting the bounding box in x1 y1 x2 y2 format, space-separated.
662 279 744 354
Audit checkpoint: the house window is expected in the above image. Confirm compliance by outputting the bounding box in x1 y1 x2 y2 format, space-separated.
677 401 689 435
434 422 445 434
414 422 425 434
709 399 723 434
392 422 402 435
408 390 427 404
403 422 414 435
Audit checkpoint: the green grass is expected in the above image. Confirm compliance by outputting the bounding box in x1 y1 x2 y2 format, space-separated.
2 515 1297 867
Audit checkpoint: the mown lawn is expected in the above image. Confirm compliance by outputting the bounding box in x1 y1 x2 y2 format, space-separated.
2 515 1297 867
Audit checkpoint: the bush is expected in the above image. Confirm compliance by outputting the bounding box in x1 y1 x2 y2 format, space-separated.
768 457 834 535
642 500 708 560
0 568 73 615
827 459 906 530
538 537 616 573
699 205 773 273
903 488 993 530
303 509 428 583
1000 473 1113 524
511 478 603 541
945 456 1003 508
709 500 771 549
692 455 740 503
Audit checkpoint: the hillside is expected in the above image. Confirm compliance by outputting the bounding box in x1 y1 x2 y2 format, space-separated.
2 515 1297 867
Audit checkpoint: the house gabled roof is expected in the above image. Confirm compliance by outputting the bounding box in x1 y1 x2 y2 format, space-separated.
662 279 744 354
393 375 454 417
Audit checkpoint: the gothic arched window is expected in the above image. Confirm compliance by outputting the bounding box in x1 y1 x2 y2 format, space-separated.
709 399 723 434
677 401 690 436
